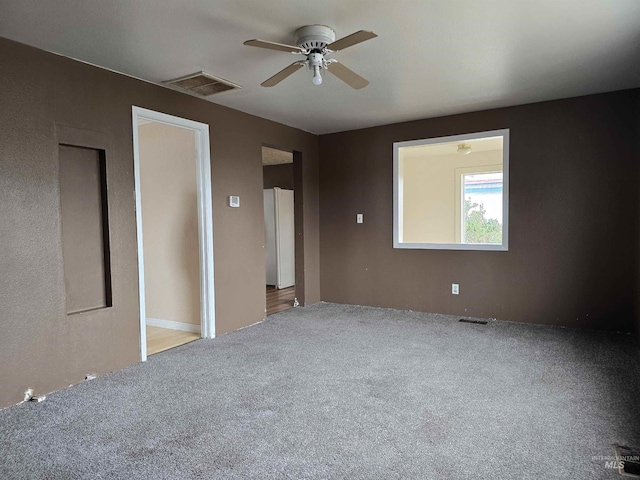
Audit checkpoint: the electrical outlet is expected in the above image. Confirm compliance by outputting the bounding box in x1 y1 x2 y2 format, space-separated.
356 213 363 224
452 283 459 295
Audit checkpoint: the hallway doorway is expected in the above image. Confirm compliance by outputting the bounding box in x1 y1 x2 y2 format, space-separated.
262 146 297 316
132 107 215 360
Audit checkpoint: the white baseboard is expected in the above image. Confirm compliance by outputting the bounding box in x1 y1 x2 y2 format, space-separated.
146 318 201 334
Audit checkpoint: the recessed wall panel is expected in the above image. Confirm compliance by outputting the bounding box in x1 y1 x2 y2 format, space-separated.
59 144 112 314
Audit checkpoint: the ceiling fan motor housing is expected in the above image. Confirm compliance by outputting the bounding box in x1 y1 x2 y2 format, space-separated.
295 25 336 51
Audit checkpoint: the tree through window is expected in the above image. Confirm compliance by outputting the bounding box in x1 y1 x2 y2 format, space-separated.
462 172 503 244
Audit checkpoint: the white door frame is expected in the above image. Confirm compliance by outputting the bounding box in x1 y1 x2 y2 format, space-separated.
132 106 216 361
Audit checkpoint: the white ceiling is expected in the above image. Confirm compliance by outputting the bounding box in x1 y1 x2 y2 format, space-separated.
1 0 639 134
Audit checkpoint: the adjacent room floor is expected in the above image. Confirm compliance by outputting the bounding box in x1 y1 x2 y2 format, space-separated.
266 285 295 316
146 326 200 356
2 303 639 479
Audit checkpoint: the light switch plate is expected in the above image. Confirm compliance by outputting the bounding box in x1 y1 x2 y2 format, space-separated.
357 213 363 224
229 195 240 208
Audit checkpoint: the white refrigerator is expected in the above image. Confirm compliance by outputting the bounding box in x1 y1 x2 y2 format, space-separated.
264 188 295 289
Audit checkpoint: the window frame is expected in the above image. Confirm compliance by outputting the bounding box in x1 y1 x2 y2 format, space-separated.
456 165 504 244
393 129 510 251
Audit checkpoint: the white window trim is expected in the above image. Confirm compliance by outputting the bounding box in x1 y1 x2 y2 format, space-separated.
393 129 509 251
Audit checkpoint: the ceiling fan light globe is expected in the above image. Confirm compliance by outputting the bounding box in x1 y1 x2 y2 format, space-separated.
312 65 323 85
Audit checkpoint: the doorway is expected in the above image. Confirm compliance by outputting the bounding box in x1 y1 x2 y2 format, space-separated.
132 107 215 361
262 146 297 316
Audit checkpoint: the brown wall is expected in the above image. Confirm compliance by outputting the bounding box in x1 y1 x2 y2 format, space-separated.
263 163 294 190
637 106 640 345
0 37 320 409
319 90 640 332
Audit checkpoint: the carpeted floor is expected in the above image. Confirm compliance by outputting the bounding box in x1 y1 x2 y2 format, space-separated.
1 303 639 479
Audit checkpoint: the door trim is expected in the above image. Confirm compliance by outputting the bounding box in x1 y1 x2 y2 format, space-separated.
132 106 216 361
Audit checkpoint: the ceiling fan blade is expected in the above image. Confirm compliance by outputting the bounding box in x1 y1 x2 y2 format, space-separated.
326 30 377 52
327 62 369 89
261 63 304 87
244 39 303 53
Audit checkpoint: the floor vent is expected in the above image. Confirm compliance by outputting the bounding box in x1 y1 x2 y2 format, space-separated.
459 318 488 325
614 445 640 477
165 71 241 97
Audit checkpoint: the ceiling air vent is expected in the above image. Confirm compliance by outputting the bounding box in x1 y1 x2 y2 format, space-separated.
165 71 241 97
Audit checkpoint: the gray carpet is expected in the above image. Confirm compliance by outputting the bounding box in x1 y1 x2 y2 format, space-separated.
1 303 639 479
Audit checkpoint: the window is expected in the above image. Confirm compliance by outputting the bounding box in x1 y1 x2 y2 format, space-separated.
393 129 509 251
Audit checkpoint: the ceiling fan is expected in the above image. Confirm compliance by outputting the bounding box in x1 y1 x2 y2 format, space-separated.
244 25 377 89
